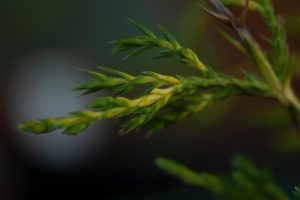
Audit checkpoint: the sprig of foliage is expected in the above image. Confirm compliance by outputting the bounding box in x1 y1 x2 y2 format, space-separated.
205 0 300 129
19 5 280 136
220 0 291 83
257 0 291 84
76 66 181 96
19 65 269 135
17 0 300 199
156 156 288 200
156 156 223 191
113 18 206 72
19 0 300 135
204 0 282 96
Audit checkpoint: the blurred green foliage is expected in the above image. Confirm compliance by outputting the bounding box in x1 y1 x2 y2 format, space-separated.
156 156 289 200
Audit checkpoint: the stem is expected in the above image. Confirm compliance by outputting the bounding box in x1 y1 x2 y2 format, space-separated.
241 31 282 95
283 83 300 132
241 27 300 135
240 0 250 25
206 0 300 135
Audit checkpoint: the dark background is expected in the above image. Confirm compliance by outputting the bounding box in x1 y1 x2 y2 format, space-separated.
1 0 300 199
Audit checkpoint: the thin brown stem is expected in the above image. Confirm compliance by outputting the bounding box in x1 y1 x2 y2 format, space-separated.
240 0 250 26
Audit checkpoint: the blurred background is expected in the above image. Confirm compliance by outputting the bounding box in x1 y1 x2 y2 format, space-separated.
1 0 300 199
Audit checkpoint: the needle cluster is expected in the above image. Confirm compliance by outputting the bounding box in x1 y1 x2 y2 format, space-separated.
19 17 271 136
18 0 300 199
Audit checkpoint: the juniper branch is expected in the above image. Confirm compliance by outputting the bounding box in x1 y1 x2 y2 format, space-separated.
205 0 300 133
20 85 180 135
17 2 300 198
257 0 291 83
76 66 181 95
112 19 206 72
19 0 300 137
155 157 223 191
156 156 288 200
146 93 222 135
19 66 269 135
221 0 291 83
204 0 282 96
